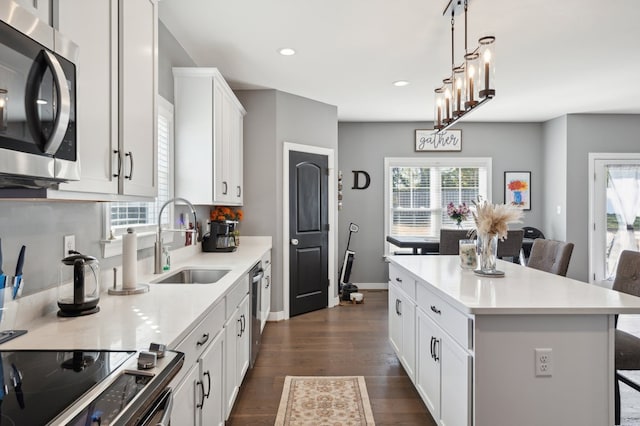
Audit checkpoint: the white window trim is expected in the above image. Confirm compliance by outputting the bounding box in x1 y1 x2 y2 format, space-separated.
102 96 175 258
383 156 492 256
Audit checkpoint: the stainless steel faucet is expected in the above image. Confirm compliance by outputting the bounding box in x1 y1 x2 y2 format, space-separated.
154 197 198 274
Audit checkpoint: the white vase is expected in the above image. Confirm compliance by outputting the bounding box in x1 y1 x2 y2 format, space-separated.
477 233 498 273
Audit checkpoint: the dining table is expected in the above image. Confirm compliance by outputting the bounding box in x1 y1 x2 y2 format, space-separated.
386 234 535 260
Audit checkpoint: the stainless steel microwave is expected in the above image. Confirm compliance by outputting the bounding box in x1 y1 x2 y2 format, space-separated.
0 0 78 188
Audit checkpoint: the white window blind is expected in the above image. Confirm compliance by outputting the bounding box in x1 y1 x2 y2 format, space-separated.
384 157 491 253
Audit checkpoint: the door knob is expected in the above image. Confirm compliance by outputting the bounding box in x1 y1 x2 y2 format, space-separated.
291 239 299 246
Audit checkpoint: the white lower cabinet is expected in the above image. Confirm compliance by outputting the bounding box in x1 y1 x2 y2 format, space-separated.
171 331 224 426
224 292 250 419
416 308 441 419
390 270 472 426
200 331 225 426
170 273 251 424
388 280 416 382
171 360 199 425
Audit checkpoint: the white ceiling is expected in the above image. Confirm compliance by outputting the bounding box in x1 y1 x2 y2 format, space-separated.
159 0 640 123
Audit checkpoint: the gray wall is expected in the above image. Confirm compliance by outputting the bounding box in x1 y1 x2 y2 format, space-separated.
564 114 640 282
158 21 196 102
337 121 544 285
542 116 567 240
0 20 197 296
236 89 338 312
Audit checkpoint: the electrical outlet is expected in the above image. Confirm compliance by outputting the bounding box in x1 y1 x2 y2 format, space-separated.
63 235 76 256
535 348 553 377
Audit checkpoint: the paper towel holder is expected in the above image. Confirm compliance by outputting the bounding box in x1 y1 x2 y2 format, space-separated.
108 267 149 295
110 228 150 296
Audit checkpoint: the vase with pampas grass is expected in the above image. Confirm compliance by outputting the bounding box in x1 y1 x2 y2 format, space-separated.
472 199 523 274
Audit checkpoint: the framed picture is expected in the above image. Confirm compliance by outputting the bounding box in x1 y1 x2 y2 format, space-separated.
504 171 531 210
415 129 462 152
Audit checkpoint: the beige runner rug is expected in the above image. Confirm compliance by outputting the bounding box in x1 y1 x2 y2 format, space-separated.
275 376 376 426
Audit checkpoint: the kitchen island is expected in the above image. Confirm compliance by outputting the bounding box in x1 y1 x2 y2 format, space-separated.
388 254 640 426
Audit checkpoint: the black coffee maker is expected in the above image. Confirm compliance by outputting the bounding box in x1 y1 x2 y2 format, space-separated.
202 221 237 252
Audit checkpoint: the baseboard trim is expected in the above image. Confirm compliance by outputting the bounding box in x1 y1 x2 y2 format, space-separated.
349 282 388 290
268 311 286 322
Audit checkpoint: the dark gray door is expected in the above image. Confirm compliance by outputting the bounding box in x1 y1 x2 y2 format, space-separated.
289 150 329 317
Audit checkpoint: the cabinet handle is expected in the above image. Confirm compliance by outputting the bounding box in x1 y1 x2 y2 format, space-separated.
223 181 228 195
395 299 401 316
433 338 440 362
196 333 210 347
113 150 122 178
395 277 402 283
241 314 246 334
237 318 242 337
430 337 435 360
124 151 133 180
237 185 241 197
265 276 270 288
196 379 206 408
430 305 441 315
203 371 211 398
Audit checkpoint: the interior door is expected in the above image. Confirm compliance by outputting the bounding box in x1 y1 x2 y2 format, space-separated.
289 150 329 317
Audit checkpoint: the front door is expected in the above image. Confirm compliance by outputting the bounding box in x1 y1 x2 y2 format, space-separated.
289 150 329 317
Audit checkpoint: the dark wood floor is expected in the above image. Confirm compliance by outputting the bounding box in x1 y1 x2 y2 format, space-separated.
227 290 436 425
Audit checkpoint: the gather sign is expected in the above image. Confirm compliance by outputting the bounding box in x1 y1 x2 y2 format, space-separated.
415 129 462 152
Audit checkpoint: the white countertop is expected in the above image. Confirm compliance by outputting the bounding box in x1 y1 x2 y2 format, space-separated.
1 236 272 350
388 255 640 315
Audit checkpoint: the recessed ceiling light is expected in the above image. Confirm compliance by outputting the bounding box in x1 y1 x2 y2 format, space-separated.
279 48 296 56
393 80 410 87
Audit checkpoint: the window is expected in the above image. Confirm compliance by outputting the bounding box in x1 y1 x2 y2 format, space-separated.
384 157 492 254
103 96 174 256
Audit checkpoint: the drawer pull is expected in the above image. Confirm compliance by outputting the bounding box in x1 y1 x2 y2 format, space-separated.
395 277 402 283
196 333 210 347
430 305 442 315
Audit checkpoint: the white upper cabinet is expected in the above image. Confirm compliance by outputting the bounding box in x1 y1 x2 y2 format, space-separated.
56 0 157 198
173 68 246 206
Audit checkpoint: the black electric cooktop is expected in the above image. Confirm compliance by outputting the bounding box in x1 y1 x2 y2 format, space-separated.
0 350 135 425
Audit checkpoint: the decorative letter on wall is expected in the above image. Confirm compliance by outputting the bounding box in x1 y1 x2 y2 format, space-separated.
352 170 371 190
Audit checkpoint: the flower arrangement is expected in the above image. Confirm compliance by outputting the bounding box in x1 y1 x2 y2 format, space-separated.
447 202 471 225
210 206 243 222
472 199 523 240
472 198 523 273
507 180 528 191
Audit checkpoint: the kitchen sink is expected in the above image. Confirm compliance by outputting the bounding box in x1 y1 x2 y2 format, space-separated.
152 268 230 284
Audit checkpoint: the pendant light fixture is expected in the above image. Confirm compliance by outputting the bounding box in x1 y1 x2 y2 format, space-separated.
434 0 495 132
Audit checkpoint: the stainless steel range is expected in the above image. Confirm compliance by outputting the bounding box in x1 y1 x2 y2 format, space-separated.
0 348 183 425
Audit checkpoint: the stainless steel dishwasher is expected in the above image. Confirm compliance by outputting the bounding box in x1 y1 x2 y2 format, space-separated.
250 262 264 367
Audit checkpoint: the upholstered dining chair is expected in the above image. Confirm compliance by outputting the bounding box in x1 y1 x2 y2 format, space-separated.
497 229 525 264
613 250 640 425
526 239 574 276
439 229 473 255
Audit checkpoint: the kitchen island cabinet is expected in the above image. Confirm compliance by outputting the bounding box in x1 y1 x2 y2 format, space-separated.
388 255 640 426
